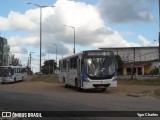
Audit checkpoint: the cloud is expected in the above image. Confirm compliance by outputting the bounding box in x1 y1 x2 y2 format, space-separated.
44 42 70 55
92 29 140 48
0 0 154 56
11 46 28 54
97 0 154 24
0 10 38 31
138 35 152 46
0 0 150 54
0 0 155 72
8 36 39 47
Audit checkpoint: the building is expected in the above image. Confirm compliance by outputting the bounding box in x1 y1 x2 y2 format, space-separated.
100 46 159 75
0 37 10 66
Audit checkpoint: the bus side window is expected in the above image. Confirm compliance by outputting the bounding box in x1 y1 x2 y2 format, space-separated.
70 56 78 69
11 69 14 75
14 68 16 73
62 60 67 71
21 68 23 73
59 61 61 71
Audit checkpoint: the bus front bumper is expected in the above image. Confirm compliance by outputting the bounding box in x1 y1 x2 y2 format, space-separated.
1 77 13 83
82 80 112 89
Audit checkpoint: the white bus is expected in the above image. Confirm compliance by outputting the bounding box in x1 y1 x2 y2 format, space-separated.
59 50 117 91
0 66 27 84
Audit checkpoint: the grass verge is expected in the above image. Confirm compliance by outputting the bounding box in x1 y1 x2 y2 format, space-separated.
31 75 59 83
118 79 160 86
154 89 160 96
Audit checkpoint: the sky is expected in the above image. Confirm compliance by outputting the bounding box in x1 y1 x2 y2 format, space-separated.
0 0 159 72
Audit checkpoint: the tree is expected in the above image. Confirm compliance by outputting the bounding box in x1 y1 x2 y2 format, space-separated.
26 66 32 75
41 59 57 74
10 54 21 66
150 67 159 75
115 55 123 75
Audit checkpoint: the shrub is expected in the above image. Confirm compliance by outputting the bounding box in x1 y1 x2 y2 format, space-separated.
150 67 159 75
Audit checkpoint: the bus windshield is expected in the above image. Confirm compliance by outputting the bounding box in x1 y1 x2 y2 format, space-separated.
84 57 116 79
0 67 10 77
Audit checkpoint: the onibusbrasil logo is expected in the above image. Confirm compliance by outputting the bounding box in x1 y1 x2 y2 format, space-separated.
1 112 42 118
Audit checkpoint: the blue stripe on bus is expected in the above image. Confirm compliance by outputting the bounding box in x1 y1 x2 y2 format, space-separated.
81 64 85 82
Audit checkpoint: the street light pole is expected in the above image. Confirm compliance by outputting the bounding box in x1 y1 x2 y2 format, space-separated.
73 28 75 54
64 25 75 54
30 52 34 74
27 3 55 75
158 0 160 77
50 43 57 74
40 7 42 75
54 44 57 74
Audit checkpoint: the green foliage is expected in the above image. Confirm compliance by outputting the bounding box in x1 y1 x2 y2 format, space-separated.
154 89 160 96
119 79 160 86
115 55 123 75
26 66 32 74
31 75 59 83
150 67 159 75
11 54 20 66
41 60 57 74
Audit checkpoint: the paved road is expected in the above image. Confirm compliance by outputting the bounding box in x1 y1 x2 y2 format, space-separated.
1 87 160 111
0 81 160 120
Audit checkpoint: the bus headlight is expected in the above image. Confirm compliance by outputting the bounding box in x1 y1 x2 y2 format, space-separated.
112 76 117 81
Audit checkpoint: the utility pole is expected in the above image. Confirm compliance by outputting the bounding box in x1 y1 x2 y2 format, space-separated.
30 52 34 74
55 44 57 74
131 48 135 79
27 3 55 75
64 25 76 54
50 43 57 74
27 57 29 67
158 0 160 77
48 49 50 74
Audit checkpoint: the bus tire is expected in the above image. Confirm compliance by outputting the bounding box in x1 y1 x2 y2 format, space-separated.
1 82 5 84
63 77 68 88
63 77 65 83
75 80 81 91
64 84 69 88
14 78 16 83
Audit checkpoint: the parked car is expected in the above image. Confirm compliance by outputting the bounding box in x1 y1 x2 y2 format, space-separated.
35 72 43 75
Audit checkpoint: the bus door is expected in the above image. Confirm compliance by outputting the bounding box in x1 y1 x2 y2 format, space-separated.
77 59 81 88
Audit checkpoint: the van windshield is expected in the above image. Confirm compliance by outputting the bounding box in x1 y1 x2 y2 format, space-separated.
84 57 116 79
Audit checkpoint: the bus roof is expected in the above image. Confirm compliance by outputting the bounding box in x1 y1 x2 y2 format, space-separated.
59 49 113 61
0 66 26 68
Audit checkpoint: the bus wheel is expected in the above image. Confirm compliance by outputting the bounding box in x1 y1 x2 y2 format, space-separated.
63 78 68 88
1 82 5 84
75 80 81 91
101 88 106 92
64 84 69 88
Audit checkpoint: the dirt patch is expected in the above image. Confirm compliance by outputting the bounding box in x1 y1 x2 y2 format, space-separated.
0 79 63 94
108 84 160 98
1 76 160 99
